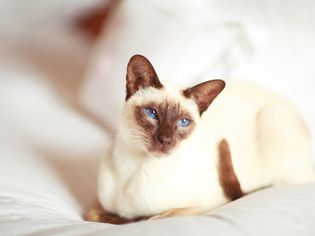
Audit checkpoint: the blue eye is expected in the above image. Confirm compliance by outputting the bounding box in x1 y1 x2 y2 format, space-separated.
144 108 158 119
177 118 191 127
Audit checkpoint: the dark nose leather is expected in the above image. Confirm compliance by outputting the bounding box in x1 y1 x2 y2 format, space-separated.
157 125 175 146
157 134 173 146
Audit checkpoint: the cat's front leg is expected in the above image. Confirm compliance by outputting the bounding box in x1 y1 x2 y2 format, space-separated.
85 205 147 224
85 207 128 224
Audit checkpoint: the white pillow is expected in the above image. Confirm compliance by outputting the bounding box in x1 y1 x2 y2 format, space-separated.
80 1 244 130
80 0 315 152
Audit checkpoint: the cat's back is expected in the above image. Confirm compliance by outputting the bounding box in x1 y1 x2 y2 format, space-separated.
210 80 279 112
201 80 281 136
200 80 310 191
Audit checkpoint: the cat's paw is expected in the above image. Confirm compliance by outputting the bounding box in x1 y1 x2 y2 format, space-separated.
85 208 104 222
85 208 146 224
149 207 203 220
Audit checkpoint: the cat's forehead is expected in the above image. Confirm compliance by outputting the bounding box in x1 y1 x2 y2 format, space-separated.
129 81 200 119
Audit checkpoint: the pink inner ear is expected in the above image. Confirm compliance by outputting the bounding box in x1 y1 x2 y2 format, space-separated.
183 80 225 115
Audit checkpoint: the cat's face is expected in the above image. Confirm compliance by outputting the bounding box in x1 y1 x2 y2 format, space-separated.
133 98 196 155
123 55 225 156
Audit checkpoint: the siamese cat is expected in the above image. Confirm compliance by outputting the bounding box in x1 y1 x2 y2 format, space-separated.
87 54 315 224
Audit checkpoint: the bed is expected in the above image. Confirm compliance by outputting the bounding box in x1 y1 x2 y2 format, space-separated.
1 0 315 235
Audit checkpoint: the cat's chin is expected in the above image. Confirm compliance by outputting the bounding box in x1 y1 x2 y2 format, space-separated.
150 152 169 158
148 148 174 158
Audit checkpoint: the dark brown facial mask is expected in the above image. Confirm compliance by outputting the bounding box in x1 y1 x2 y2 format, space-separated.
135 101 195 155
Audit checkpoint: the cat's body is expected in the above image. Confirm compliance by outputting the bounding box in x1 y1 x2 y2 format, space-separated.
97 55 315 221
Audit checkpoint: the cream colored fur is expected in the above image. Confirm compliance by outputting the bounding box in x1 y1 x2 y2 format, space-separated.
98 80 315 219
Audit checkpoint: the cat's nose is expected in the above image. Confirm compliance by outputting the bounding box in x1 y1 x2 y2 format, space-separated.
157 134 174 146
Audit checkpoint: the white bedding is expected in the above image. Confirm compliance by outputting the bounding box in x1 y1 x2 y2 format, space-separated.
1 0 315 235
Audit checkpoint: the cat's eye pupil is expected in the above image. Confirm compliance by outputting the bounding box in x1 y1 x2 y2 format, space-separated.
177 118 190 127
144 108 158 119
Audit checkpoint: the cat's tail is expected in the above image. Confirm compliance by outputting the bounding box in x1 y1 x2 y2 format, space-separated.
218 139 244 200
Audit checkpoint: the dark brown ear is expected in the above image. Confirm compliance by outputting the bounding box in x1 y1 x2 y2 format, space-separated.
126 55 163 100
183 80 225 115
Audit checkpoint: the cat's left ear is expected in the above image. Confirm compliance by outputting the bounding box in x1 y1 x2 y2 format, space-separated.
126 54 163 100
183 80 225 115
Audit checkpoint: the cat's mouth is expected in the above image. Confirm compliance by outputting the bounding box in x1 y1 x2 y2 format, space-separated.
147 142 176 156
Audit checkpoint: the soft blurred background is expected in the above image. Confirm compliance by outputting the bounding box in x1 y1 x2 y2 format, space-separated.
0 0 315 221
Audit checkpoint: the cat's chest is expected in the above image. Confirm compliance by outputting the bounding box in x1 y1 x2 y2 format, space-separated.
110 148 223 218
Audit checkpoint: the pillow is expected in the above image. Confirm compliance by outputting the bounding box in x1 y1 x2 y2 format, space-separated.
80 0 315 153
80 1 244 130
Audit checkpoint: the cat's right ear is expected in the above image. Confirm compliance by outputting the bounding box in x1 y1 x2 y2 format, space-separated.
183 80 225 115
126 55 163 100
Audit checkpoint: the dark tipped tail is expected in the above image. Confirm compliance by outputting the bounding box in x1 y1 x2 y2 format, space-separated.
218 139 244 201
